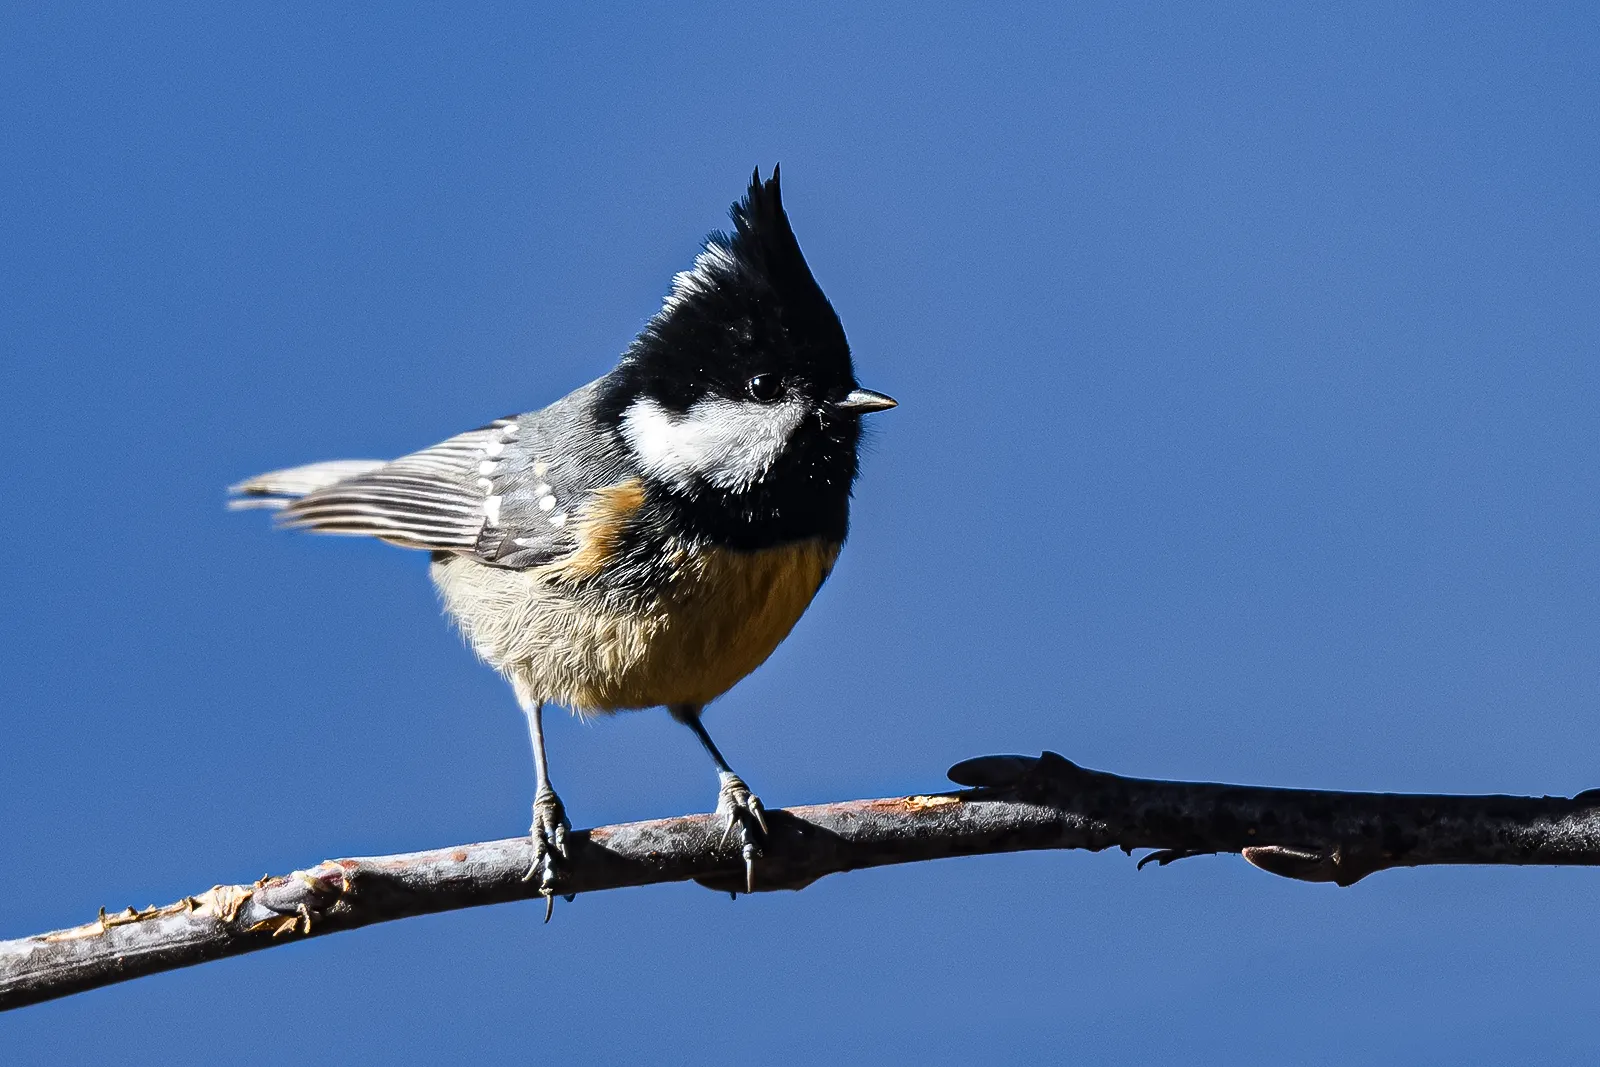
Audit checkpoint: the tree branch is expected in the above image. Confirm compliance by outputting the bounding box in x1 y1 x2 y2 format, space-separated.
6 751 1600 1011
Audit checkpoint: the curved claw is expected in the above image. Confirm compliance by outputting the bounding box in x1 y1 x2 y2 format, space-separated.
522 787 573 919
715 772 767 892
718 802 767 846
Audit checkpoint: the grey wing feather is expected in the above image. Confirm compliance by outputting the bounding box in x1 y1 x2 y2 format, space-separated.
237 420 515 553
230 383 628 568
228 460 389 508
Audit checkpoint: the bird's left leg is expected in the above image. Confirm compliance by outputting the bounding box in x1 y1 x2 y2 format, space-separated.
513 680 571 920
670 703 766 893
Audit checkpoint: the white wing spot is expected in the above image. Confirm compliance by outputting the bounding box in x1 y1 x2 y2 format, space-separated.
483 495 503 525
538 495 556 512
484 439 505 457
549 511 566 527
477 460 498 476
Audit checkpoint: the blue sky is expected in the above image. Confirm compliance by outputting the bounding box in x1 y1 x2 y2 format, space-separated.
4 3 1598 1063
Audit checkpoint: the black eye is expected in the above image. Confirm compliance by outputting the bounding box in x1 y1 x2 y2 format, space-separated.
745 374 782 402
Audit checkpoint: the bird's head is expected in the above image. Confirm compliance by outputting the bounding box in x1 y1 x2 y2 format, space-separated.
600 167 894 541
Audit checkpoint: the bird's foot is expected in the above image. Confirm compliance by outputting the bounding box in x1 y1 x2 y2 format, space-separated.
716 771 767 894
522 785 571 922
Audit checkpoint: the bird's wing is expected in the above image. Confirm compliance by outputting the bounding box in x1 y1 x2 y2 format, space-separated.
231 404 624 568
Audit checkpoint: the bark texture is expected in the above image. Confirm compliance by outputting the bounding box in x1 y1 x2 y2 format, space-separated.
5 752 1599 1011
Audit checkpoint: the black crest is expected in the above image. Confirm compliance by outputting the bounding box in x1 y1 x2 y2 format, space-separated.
723 165 842 343
606 166 856 415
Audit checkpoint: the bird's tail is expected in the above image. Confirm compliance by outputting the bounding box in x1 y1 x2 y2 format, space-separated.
227 459 389 510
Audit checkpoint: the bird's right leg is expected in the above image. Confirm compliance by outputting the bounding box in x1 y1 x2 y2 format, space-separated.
513 680 570 920
670 703 767 893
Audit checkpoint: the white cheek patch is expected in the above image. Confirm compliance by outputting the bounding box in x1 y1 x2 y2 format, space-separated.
621 395 807 492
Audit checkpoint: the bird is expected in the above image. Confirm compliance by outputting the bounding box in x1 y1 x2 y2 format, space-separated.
231 166 896 913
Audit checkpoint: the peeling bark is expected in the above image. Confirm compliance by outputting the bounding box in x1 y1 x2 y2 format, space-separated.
5 752 1599 1011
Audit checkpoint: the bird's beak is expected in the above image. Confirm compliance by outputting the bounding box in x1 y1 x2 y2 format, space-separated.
834 388 898 415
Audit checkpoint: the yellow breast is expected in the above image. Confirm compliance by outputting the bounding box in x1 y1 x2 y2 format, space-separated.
602 537 840 709
431 532 839 714
433 473 841 712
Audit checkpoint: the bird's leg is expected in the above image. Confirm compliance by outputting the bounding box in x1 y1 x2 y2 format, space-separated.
670 704 766 893
517 694 570 920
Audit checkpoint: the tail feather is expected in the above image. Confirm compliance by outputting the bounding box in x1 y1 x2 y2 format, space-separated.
228 459 389 510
